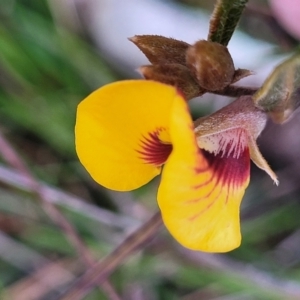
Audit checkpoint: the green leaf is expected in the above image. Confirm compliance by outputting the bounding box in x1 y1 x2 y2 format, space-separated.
208 0 248 46
253 53 300 123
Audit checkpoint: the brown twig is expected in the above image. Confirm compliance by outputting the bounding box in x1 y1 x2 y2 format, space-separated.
58 212 163 300
0 131 121 300
211 85 258 97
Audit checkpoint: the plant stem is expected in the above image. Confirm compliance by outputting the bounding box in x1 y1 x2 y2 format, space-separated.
208 0 249 46
59 212 163 300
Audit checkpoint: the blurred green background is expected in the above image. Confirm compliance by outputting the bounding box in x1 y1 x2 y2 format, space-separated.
0 0 300 299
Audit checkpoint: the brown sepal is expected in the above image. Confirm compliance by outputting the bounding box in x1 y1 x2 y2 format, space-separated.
232 68 254 84
129 35 190 65
139 64 204 100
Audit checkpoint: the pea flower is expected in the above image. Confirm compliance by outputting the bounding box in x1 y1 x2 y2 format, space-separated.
75 80 277 253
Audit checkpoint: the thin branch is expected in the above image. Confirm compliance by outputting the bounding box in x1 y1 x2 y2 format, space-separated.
58 212 163 300
211 85 258 97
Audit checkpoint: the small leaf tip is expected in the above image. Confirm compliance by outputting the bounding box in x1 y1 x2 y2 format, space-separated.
128 36 137 42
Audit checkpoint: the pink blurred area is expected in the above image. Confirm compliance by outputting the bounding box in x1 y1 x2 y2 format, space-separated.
269 0 300 40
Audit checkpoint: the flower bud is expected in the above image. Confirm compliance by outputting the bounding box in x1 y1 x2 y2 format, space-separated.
129 35 190 65
186 40 235 91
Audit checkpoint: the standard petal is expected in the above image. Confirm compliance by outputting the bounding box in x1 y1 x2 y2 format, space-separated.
75 80 179 191
158 96 250 252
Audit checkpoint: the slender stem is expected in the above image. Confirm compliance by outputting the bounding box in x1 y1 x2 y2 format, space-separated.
211 85 258 97
59 212 163 300
208 0 249 46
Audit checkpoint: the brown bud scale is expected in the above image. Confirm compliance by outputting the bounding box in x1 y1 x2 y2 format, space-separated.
139 64 203 100
186 40 235 91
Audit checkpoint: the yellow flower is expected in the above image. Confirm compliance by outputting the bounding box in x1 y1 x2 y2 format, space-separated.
75 80 277 253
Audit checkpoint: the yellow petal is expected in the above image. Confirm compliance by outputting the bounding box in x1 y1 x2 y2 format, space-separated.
158 96 250 252
75 80 178 191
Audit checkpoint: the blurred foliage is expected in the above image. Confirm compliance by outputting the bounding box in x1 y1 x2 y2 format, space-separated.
0 0 300 300
0 0 115 157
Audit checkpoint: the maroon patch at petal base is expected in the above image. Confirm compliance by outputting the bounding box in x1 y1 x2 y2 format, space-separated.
137 129 172 166
202 146 250 189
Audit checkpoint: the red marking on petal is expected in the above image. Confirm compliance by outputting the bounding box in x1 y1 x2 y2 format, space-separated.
202 147 250 190
188 192 221 221
185 146 250 212
137 128 172 166
197 128 251 190
192 173 214 190
186 186 222 205
185 135 250 222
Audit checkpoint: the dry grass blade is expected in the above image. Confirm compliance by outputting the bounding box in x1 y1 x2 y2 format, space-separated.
0 230 56 272
58 212 163 300
4 260 78 300
0 164 137 229
0 231 77 299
